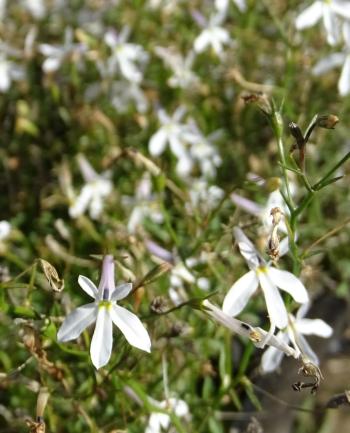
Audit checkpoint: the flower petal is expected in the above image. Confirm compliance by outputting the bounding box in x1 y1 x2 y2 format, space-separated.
110 304 151 352
57 303 97 342
296 318 333 338
323 6 341 46
267 267 309 303
258 269 288 329
90 306 113 369
339 55 350 96
295 1 323 30
149 128 168 156
260 331 289 373
222 270 259 316
233 227 261 269
312 52 345 76
295 333 319 364
78 275 98 299
111 283 133 301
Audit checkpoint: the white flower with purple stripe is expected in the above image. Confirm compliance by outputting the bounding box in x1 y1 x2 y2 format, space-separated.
57 255 151 369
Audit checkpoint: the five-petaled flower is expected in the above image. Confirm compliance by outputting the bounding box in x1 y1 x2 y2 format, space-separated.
223 227 309 343
261 303 332 373
57 255 151 369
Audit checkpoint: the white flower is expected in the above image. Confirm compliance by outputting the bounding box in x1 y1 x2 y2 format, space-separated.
110 80 149 113
261 303 332 373
148 106 193 175
57 255 151 369
312 22 350 95
154 46 199 89
104 27 149 83
295 0 350 46
0 220 11 240
69 154 113 220
146 398 189 433
223 227 309 340
39 28 87 73
215 0 246 13
124 172 163 233
203 300 298 358
194 11 231 57
185 122 222 178
187 179 224 214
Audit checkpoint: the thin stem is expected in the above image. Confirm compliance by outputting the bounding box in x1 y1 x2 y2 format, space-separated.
302 216 350 258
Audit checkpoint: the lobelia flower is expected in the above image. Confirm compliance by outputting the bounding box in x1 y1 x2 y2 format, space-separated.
193 10 231 57
295 0 350 46
186 178 224 215
123 172 163 234
222 227 309 344
261 303 333 373
69 154 113 220
148 106 194 176
185 121 222 178
203 300 298 358
312 22 350 95
39 27 87 73
57 255 151 369
104 27 149 83
146 397 189 433
154 46 200 90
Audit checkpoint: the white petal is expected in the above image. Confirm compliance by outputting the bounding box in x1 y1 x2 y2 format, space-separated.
312 52 345 76
295 1 323 30
176 155 193 176
279 237 290 257
0 60 11 91
127 207 144 233
171 398 189 417
233 227 261 269
149 128 168 156
258 270 288 329
296 318 333 337
146 413 170 433
231 193 262 216
332 2 350 20
222 270 259 316
110 304 151 352
323 6 341 46
260 331 288 373
57 303 97 342
111 283 133 301
42 56 62 73
78 275 98 299
267 267 309 303
90 306 113 369
339 55 350 96
194 31 210 53
296 333 319 364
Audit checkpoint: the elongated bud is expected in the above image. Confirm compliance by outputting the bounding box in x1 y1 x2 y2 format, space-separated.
267 207 283 261
316 114 339 129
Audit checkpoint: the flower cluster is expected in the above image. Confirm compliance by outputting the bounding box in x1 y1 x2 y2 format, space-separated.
296 0 350 95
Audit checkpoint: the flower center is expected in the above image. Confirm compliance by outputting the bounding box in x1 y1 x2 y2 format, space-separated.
98 300 112 310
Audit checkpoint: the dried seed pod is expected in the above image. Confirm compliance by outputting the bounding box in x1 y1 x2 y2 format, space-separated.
39 259 64 293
